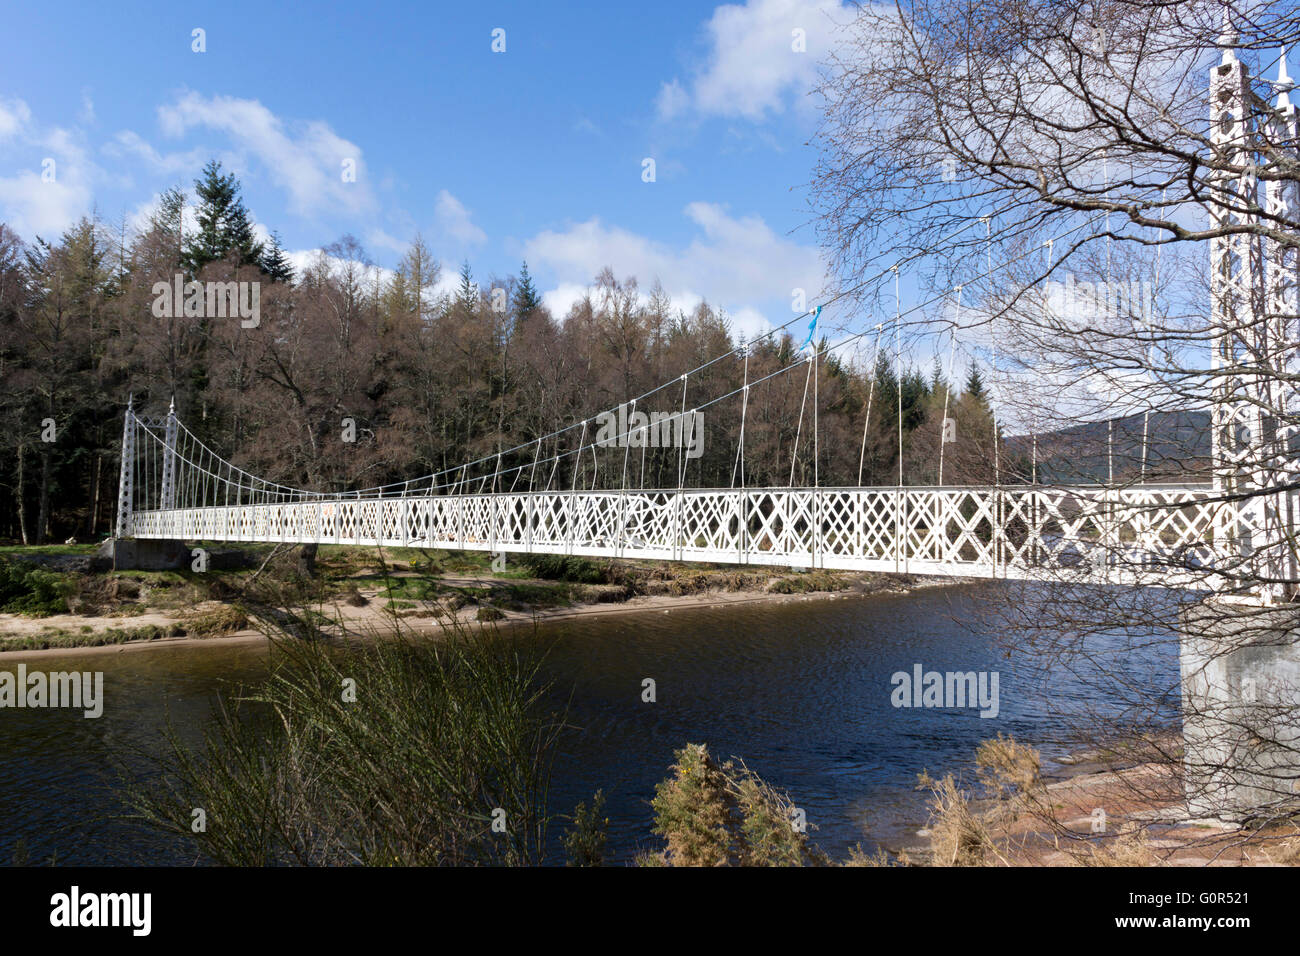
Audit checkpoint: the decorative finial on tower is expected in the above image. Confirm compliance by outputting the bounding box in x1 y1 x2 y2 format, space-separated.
168 395 176 416
126 392 134 410
1275 47 1295 111
1217 5 1239 65
1278 48 1295 89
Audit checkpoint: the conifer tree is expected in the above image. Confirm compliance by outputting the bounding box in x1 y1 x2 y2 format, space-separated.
964 361 987 403
513 260 542 326
182 160 263 274
261 230 295 283
455 260 477 314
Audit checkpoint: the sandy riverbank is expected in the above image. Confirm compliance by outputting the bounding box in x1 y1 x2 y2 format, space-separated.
0 571 957 661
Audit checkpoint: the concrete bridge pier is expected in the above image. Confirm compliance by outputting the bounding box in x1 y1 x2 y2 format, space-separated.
1180 598 1300 821
96 537 191 572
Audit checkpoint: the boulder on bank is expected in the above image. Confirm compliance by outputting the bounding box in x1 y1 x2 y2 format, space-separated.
93 539 256 572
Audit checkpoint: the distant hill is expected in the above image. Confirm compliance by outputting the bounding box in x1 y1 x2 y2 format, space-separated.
1003 409 1211 484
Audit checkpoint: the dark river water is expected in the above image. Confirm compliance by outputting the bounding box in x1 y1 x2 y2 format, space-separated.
0 583 1180 865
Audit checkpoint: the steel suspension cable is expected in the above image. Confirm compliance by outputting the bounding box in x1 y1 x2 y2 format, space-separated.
857 322 885 486
732 348 749 490
938 286 961 486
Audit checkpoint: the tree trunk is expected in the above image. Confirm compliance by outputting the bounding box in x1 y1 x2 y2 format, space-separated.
16 440 28 546
35 445 51 545
87 453 102 537
297 542 318 577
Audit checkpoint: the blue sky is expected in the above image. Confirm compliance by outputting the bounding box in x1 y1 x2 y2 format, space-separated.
1 0 855 337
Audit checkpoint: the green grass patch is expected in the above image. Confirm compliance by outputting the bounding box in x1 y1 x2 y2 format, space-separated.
0 558 71 616
489 581 578 609
0 543 99 556
520 554 607 584
767 570 853 594
0 622 181 652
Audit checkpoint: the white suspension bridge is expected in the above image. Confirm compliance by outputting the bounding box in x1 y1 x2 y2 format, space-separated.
112 38 1299 601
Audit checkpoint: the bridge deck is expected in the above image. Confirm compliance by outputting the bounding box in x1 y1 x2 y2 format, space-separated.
127 484 1245 589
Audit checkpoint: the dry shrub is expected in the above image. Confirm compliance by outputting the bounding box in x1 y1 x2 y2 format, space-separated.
920 771 1003 866
977 734 1042 793
843 844 910 866
919 735 1047 866
976 733 1045 824
1259 826 1300 865
143 578 209 610
1077 823 1159 867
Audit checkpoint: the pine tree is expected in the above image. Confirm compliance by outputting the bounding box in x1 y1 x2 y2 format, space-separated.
900 365 929 432
965 361 987 403
513 260 542 326
261 231 295 283
455 260 477 314
182 160 264 274
930 354 947 396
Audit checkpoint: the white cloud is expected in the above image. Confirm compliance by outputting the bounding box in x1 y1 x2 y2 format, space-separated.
432 265 465 301
655 80 691 121
0 100 98 238
0 97 32 140
659 0 855 121
156 91 374 219
0 169 90 238
540 282 592 321
106 130 206 176
365 227 412 258
524 202 826 340
433 189 486 247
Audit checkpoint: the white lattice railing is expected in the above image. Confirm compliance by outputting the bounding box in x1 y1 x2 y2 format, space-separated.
127 483 1261 589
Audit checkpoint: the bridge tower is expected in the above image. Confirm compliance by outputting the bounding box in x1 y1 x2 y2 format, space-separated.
114 395 135 539
158 397 179 513
1184 28 1300 820
1209 25 1300 602
1263 51 1300 594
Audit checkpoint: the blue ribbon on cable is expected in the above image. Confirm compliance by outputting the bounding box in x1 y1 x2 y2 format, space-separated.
799 305 821 352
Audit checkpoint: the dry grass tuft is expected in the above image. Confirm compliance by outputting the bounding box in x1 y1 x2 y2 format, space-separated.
181 604 250 636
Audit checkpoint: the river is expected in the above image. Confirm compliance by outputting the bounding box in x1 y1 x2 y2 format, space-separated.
0 582 1179 865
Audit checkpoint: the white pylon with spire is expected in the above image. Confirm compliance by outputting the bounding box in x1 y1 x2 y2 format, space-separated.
1264 47 1300 596
158 396 179 514
1208 24 1300 602
114 394 136 538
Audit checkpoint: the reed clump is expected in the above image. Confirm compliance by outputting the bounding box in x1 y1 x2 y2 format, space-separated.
120 615 563 866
